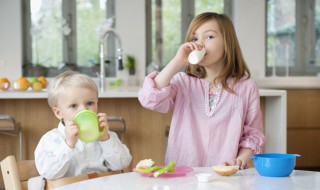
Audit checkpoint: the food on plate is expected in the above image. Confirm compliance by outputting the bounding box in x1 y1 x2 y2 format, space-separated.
0 77 10 91
13 77 30 91
154 161 175 177
212 165 239 176
135 159 176 177
135 159 160 173
136 166 162 173
136 159 155 169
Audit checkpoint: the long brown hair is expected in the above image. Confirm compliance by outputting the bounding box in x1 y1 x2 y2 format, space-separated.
185 12 250 93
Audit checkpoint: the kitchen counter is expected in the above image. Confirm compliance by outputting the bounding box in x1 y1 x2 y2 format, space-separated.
0 87 287 154
0 86 284 99
0 86 141 99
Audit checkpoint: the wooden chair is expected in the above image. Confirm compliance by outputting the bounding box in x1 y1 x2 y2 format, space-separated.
1 156 38 190
1 155 121 190
45 171 121 190
108 116 126 143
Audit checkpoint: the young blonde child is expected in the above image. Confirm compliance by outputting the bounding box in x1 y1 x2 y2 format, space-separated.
139 12 266 169
35 71 132 179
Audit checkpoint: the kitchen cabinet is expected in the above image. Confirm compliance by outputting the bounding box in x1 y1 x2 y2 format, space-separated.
287 89 320 170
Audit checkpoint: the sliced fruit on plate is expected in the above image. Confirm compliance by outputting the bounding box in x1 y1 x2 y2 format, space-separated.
136 166 162 173
154 161 176 177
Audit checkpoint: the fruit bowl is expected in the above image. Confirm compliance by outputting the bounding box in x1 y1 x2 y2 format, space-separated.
250 153 300 177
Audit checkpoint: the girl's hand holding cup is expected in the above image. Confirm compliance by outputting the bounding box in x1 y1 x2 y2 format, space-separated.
175 42 205 67
188 47 206 64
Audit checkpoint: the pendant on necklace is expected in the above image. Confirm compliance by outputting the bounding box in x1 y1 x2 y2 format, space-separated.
204 83 222 116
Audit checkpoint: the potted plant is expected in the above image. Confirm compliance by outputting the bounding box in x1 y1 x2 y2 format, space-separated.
125 55 136 75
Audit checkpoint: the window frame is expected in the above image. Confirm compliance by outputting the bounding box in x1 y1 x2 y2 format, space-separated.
22 0 116 77
145 0 233 74
266 0 320 77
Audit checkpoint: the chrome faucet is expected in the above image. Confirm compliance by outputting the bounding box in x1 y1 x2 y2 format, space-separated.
99 28 123 92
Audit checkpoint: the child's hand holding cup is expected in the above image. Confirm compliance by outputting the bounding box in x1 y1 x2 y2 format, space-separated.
74 110 106 143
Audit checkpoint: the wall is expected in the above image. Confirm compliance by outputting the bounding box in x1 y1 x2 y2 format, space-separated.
0 0 266 82
233 0 265 78
0 0 23 80
116 0 146 85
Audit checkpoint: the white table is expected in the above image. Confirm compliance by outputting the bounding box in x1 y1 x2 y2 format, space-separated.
53 168 320 190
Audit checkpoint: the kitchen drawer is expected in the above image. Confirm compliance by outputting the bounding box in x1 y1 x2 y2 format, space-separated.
288 129 320 167
287 90 320 128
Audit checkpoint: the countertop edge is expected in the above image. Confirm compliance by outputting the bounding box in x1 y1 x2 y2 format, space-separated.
2 77 320 99
255 77 320 89
0 87 286 99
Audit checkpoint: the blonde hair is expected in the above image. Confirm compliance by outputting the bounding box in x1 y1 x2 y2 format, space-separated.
185 12 251 93
47 70 98 107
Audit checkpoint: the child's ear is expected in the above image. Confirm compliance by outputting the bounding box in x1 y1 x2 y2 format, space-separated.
52 107 62 120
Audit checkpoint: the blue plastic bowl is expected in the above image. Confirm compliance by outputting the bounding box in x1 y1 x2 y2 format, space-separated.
250 153 301 177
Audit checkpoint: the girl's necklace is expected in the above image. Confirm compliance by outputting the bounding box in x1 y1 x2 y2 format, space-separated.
204 83 222 117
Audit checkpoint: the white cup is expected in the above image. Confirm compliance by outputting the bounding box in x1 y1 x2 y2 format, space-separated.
196 173 212 183
188 47 206 64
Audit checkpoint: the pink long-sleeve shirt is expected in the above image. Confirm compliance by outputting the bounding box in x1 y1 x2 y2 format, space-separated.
138 72 266 167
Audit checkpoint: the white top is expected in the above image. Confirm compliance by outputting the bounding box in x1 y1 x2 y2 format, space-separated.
52 167 320 190
34 122 132 179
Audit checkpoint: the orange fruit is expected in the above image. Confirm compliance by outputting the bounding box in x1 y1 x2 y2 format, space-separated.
37 76 47 88
13 77 30 91
0 77 10 91
32 81 43 92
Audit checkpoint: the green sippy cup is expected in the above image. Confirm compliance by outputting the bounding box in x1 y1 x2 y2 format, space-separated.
74 110 106 142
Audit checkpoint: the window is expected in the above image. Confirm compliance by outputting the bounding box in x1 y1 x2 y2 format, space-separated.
23 0 116 77
195 0 224 16
146 0 228 72
266 0 320 76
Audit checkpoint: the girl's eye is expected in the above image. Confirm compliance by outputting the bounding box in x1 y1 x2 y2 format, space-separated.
69 104 77 109
205 35 214 39
191 37 198 42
